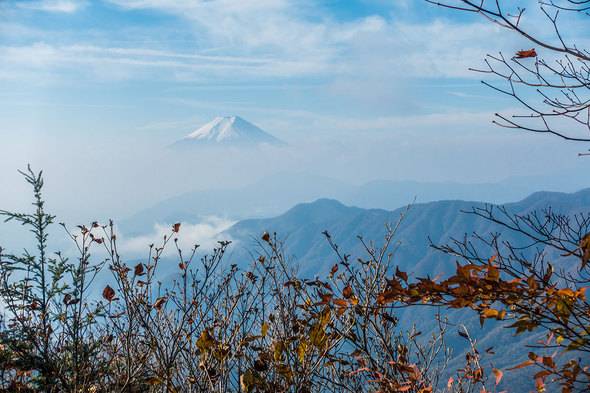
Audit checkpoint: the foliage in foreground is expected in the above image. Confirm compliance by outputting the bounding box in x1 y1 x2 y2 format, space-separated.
1 168 589 393
0 167 457 392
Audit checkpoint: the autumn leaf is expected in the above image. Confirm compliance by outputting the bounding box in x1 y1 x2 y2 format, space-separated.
153 297 166 310
395 266 408 282
261 322 269 337
515 48 537 58
102 285 115 302
134 263 145 276
172 222 181 233
240 370 259 393
330 264 338 276
261 231 270 242
332 298 348 307
343 285 353 299
507 360 534 370
492 368 503 385
196 329 217 351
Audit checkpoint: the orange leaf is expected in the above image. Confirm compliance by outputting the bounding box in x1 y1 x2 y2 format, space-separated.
507 360 534 370
515 48 537 58
333 298 347 307
447 376 453 388
492 368 503 385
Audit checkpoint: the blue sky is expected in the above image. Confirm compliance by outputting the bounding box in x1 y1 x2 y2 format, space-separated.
1 0 588 224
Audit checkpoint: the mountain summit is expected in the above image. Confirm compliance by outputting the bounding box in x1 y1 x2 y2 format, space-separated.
172 116 286 148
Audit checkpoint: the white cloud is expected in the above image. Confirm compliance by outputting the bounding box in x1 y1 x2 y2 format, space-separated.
115 217 236 257
17 0 87 13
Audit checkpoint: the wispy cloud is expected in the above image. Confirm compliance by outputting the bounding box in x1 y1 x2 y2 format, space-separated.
16 0 87 13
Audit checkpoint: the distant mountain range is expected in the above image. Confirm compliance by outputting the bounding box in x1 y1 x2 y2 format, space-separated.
220 189 590 391
224 189 590 276
117 171 590 236
169 116 287 149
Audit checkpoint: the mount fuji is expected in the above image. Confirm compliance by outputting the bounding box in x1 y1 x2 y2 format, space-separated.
171 116 287 148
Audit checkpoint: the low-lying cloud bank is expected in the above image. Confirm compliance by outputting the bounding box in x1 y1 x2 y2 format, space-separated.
114 216 236 258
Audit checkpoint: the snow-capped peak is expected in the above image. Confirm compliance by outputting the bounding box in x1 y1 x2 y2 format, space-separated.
177 116 286 147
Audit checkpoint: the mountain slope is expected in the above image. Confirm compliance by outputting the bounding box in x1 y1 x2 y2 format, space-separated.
222 190 590 390
170 116 286 148
225 189 590 276
117 167 590 236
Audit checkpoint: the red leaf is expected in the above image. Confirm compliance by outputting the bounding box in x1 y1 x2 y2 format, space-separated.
172 222 181 233
102 285 115 302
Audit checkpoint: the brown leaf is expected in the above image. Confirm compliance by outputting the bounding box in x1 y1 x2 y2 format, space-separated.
261 231 270 242
172 222 181 233
153 297 166 310
134 263 145 276
330 264 338 275
261 322 269 337
102 285 115 302
342 285 353 299
395 266 408 282
515 48 537 58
